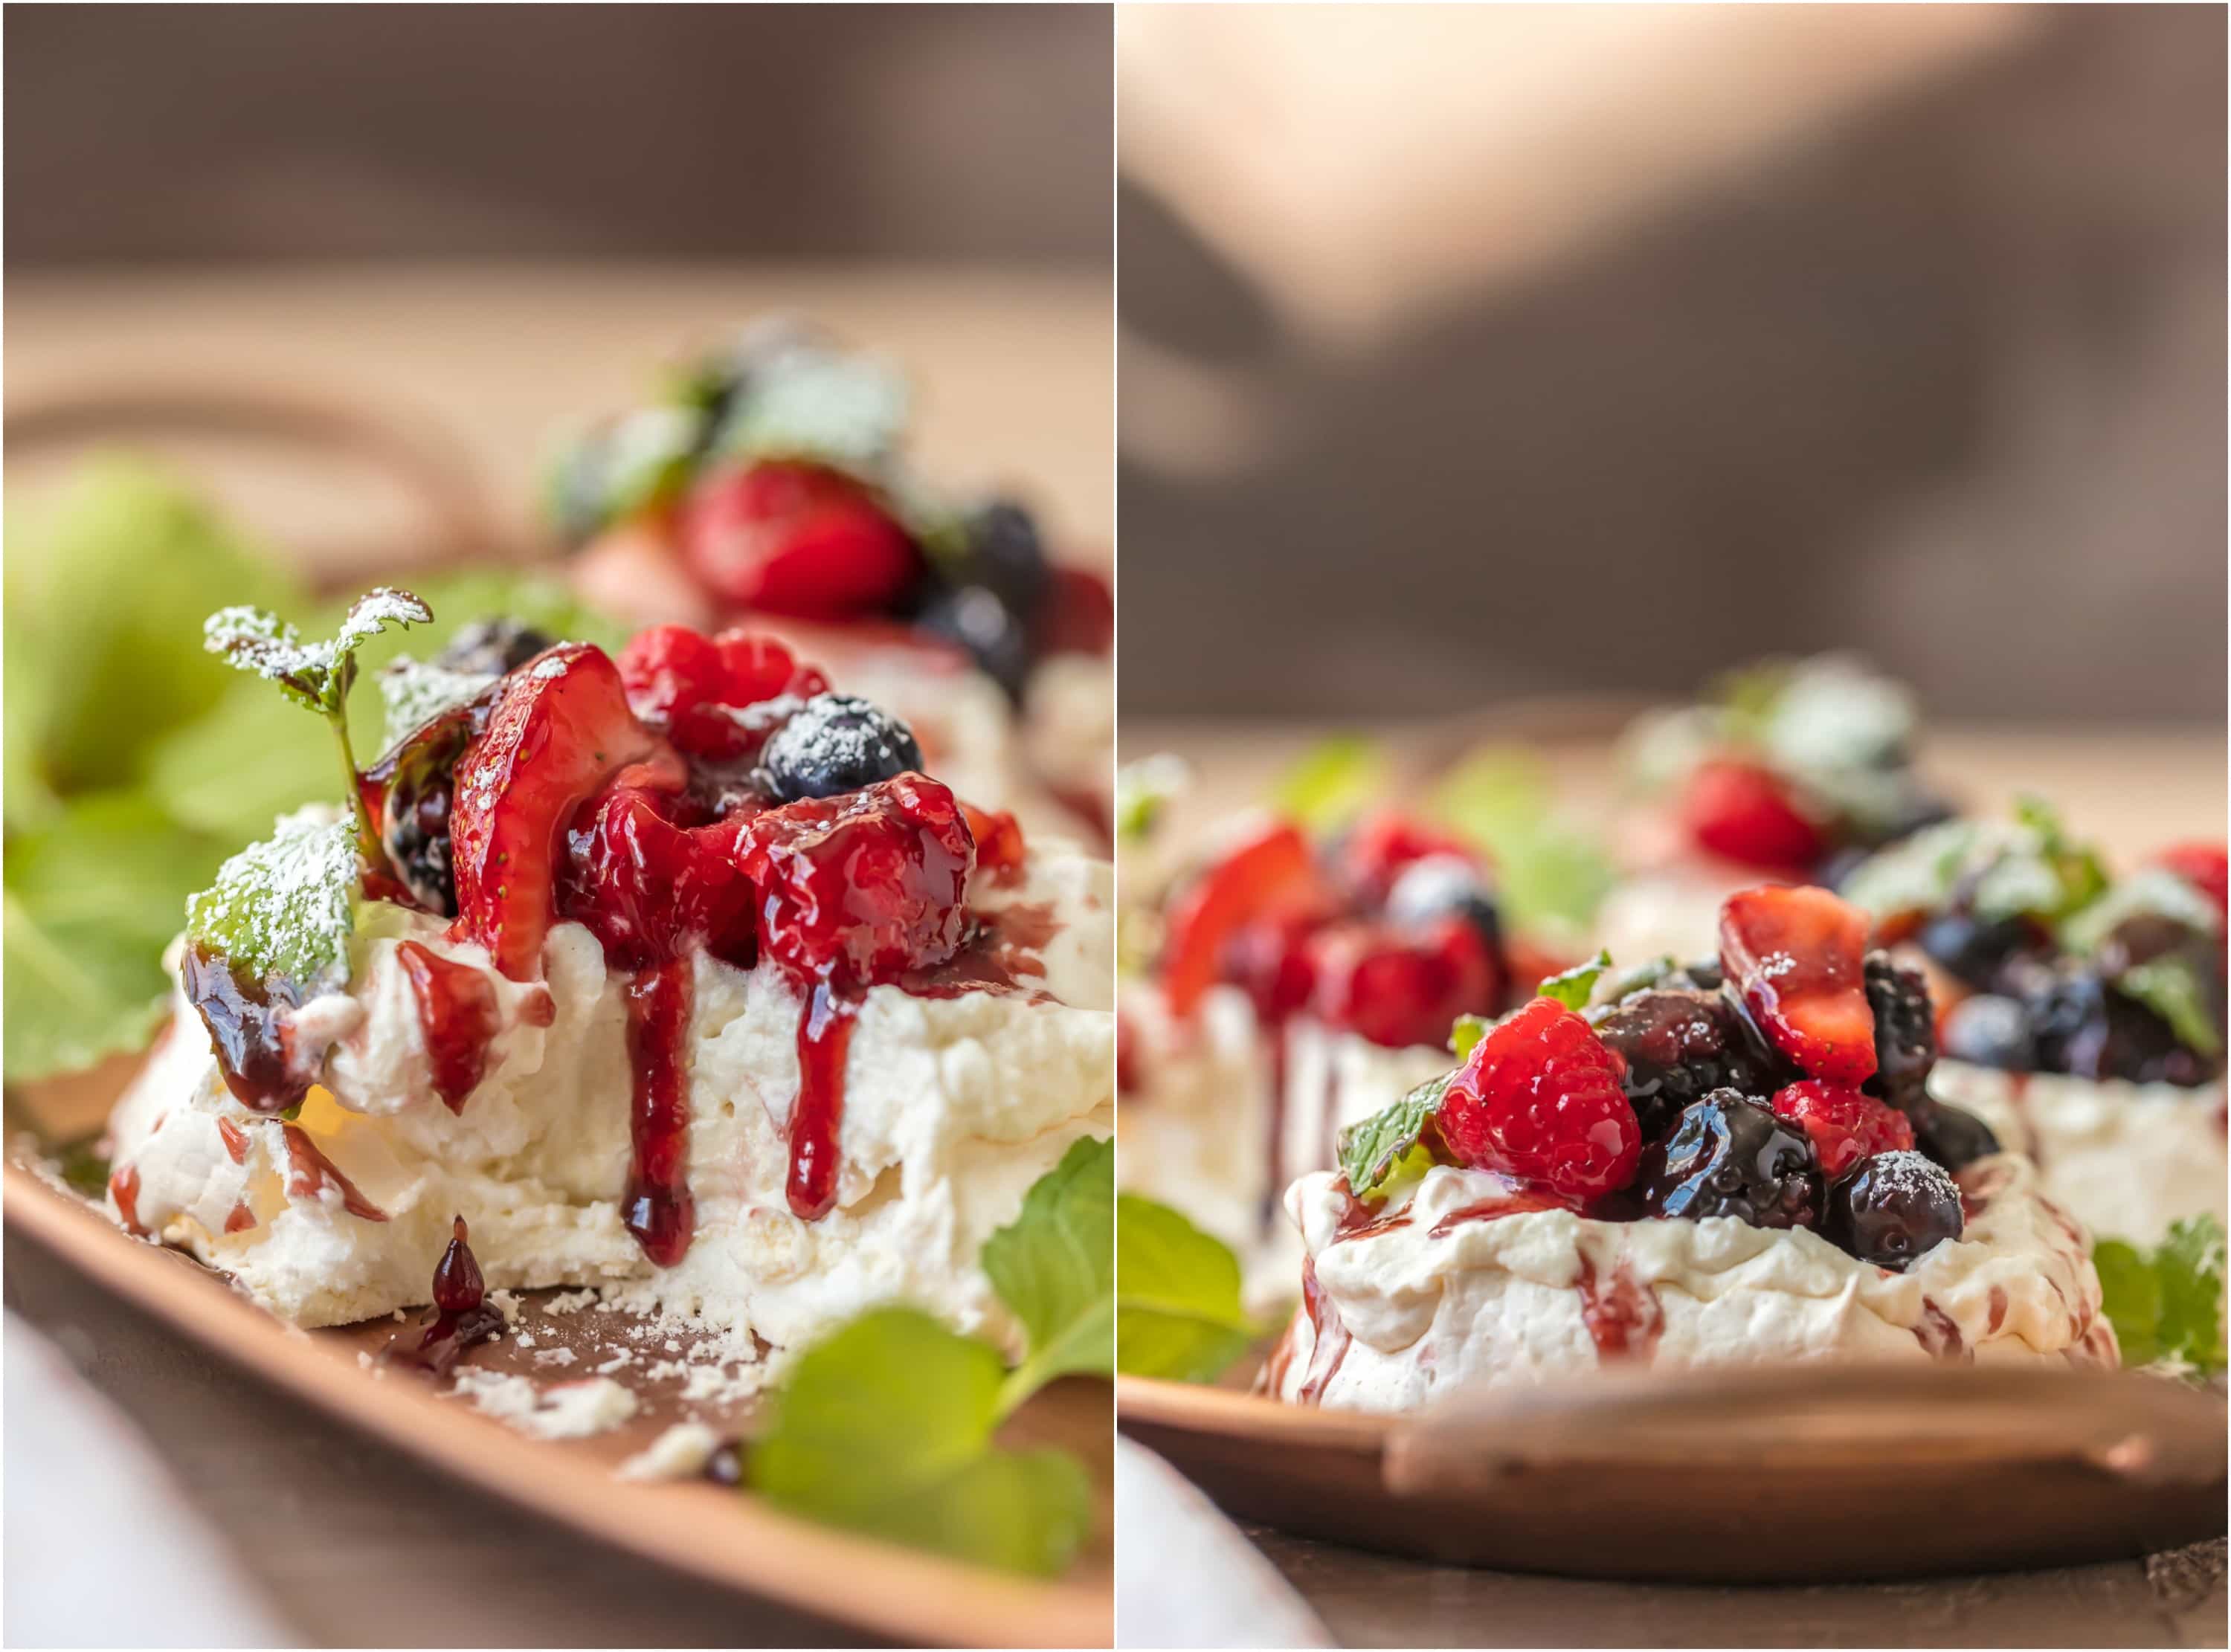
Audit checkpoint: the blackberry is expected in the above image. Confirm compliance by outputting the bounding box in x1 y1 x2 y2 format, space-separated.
1910 1100 2000 1172
1588 989 1767 1140
364 700 486 916
759 694 923 802
915 585 1032 700
1939 994 2036 1071
1385 856 1505 984
962 500 1052 621
437 619 558 678
1823 1149 1963 1270
1634 1091 1822 1229
1862 951 1936 1114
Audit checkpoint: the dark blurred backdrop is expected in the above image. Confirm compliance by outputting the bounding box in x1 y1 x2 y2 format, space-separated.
7 4 1110 265
1118 6 2226 726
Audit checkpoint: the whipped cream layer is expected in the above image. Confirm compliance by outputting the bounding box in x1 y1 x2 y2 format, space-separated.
1932 1061 2227 1249
1265 1155 2114 1413
107 842 1114 1361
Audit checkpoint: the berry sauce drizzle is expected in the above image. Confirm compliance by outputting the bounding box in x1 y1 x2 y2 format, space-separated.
788 982 857 1222
281 1125 388 1222
387 1216 504 1375
622 958 696 1266
181 944 318 1114
396 940 502 1112
1575 1255 1664 1361
1292 1255 1354 1406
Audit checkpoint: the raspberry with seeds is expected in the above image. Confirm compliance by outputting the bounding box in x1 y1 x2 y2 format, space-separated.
1768 1080 1915 1178
1437 996 1641 1203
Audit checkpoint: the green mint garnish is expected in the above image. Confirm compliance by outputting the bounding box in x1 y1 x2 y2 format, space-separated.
1272 736 1386 835
1426 746 1615 932
184 813 364 990
1537 949 1614 1010
1450 1013 1492 1061
750 1137 1110 1576
2114 958 2224 1059
1115 754 1188 844
1114 1193 1258 1384
1338 1069 1454 1205
2095 1216 2225 1375
204 587 433 863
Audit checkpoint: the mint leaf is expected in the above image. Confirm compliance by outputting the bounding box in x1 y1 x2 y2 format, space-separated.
1338 1070 1453 1204
4 794 231 1079
1450 1013 1492 1061
2096 1216 2225 1375
2116 958 2224 1059
983 1136 1113 1403
184 814 364 990
750 1308 1091 1577
1116 755 1188 843
2061 867 2224 956
1428 746 1614 932
1114 1195 1255 1384
1538 949 1613 1010
712 336 912 477
1272 737 1385 835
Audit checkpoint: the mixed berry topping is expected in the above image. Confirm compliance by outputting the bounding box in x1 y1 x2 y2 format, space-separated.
550 322 1110 705
1842 807 2227 1086
1338 882 1987 1271
184 608 1018 1262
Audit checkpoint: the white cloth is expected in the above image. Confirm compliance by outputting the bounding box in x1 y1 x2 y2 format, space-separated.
4 1314 292 1648
1116 1436 1333 1649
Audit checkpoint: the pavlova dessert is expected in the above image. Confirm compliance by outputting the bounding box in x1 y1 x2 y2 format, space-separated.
1263 882 2114 1411
546 320 1113 841
1600 654 1953 962
103 590 1113 1367
1118 804 1542 1294
1842 807 2225 1248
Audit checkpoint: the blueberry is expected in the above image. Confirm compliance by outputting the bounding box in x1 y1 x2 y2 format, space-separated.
1634 1091 1822 1229
436 619 557 678
759 694 923 801
1911 1101 2000 1172
915 585 1032 700
1939 994 2036 1071
1916 911 2034 993
1823 1149 1963 1270
963 500 1051 619
1385 855 1504 974
1588 990 1766 1140
1863 951 1936 1114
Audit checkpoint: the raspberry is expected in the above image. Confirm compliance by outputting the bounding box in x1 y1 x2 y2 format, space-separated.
1682 760 1825 873
1719 884 1878 1082
1305 917 1497 1052
1341 812 1484 906
735 773 973 990
2156 841 2229 916
680 460 920 621
1436 997 1641 1202
1768 1080 1915 1178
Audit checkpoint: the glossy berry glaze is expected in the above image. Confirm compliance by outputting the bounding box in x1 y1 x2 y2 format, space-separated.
183 622 1000 1271
387 1216 504 1375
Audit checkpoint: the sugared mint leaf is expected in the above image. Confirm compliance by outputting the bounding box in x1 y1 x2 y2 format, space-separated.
1538 949 1613 1010
1116 755 1189 843
749 1308 1091 1577
2096 1216 2224 1375
2115 958 2224 1060
712 335 911 477
184 812 363 989
982 1136 1113 1403
1115 1194 1256 1384
377 658 495 752
1339 1070 1452 1204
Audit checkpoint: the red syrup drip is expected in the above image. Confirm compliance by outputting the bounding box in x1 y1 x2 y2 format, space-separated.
387 1216 503 1375
1575 1256 1664 1362
1330 1184 1412 1245
1913 1300 1971 1364
622 957 696 1266
1427 1184 1571 1239
280 1125 388 1222
216 1118 249 1164
396 940 501 1112
788 982 857 1222
181 943 318 1114
1292 1255 1354 1406
109 1167 147 1236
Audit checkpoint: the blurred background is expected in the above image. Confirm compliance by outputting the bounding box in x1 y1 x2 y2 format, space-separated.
1118 4 2226 726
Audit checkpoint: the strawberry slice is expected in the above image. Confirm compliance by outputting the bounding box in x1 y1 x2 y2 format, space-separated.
1719 885 1877 1082
1682 759 1825 873
1159 821 1327 1018
451 644 662 979
2155 840 2229 916
680 461 920 620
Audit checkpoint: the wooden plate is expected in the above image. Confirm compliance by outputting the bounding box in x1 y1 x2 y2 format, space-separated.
5 1146 1111 1648
1118 1361 2225 1583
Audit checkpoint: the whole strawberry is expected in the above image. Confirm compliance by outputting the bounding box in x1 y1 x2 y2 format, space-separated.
1437 996 1641 1203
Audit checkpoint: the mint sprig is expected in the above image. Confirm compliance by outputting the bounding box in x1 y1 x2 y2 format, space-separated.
1114 1194 1258 1384
1272 736 1387 836
204 588 432 862
2095 1216 2225 1375
1537 949 1613 1010
1338 1069 1453 1205
750 1137 1111 1576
